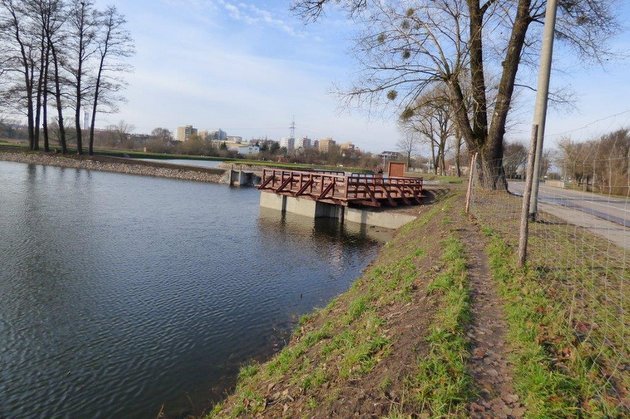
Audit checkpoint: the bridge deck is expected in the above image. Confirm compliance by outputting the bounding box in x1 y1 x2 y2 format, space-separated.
258 169 423 207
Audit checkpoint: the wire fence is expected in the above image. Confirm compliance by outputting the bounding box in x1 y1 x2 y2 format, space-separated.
468 156 628 415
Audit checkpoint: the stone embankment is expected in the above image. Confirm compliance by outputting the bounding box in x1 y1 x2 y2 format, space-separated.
0 152 227 184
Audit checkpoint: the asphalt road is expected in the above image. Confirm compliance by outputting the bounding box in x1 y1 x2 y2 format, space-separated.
509 181 629 227
508 181 629 250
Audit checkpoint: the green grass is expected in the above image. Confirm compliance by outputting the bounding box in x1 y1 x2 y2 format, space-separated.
485 230 626 417
209 196 458 417
473 191 628 417
406 235 472 416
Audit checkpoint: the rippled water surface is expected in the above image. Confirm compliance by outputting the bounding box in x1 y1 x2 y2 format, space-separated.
0 161 383 418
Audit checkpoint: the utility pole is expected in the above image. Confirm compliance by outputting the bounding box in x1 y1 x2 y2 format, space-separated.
529 0 559 220
518 125 538 267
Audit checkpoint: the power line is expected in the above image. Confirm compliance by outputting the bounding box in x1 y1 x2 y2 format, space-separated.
545 108 630 138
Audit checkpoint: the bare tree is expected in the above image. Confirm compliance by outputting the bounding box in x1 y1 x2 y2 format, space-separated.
25 0 58 152
503 141 528 179
293 0 619 190
108 119 133 145
87 5 133 155
45 0 68 153
401 87 454 175
150 127 173 142
452 127 464 177
0 0 38 149
396 128 419 167
558 129 629 195
66 0 97 155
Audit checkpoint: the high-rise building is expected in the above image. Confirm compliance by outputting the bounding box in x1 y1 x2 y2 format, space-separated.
339 142 355 151
296 136 312 150
318 138 336 153
280 137 295 152
176 125 197 141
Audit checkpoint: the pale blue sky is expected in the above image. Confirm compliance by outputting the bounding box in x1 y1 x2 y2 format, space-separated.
96 0 630 152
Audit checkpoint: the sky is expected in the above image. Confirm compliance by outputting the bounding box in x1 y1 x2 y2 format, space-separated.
93 0 630 153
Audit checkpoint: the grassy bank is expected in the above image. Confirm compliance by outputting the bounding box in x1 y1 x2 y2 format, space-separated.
208 192 481 417
473 192 628 416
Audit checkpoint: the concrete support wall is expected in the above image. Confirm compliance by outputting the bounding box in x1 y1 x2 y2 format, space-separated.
285 196 318 218
315 202 344 219
345 208 416 229
230 170 260 186
259 191 417 229
260 191 286 212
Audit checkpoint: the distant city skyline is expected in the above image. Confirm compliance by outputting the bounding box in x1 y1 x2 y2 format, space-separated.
89 0 630 153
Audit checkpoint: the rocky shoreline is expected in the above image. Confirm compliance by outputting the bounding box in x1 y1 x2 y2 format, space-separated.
0 151 227 184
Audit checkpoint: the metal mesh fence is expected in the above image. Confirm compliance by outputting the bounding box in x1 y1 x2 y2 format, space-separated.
468 156 628 414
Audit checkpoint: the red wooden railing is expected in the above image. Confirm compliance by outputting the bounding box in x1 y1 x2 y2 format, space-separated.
258 169 423 207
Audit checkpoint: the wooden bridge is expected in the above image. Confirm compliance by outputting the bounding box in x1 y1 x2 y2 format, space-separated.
258 169 423 207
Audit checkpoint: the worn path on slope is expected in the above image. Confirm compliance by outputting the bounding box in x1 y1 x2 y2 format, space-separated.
457 218 525 419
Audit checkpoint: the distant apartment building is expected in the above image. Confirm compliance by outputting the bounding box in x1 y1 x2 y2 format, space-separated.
206 129 227 141
227 136 242 144
296 136 312 150
379 150 402 160
280 137 295 152
318 138 336 153
339 142 355 151
229 144 260 156
176 125 197 141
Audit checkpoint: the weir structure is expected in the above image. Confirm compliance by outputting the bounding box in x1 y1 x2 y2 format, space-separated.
258 169 424 228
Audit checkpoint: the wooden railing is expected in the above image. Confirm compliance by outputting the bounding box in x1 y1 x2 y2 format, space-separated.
258 169 423 207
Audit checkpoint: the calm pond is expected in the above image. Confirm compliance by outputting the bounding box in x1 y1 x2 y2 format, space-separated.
0 161 385 418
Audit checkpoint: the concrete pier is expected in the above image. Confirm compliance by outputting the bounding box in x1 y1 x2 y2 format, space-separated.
259 191 416 229
229 169 261 187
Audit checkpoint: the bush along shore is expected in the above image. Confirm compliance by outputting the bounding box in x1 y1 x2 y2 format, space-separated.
0 151 226 184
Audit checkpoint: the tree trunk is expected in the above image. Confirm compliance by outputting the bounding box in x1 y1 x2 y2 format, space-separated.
478 150 508 190
34 37 46 152
42 45 50 152
446 0 532 190
484 0 531 189
430 141 437 175
467 1 489 143
89 50 108 156
8 4 36 150
74 2 86 156
50 42 67 153
26 66 36 150
455 133 462 177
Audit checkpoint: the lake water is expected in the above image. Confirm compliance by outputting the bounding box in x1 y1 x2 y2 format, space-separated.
0 161 383 418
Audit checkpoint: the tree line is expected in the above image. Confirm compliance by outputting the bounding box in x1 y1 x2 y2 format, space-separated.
558 128 629 196
0 0 133 155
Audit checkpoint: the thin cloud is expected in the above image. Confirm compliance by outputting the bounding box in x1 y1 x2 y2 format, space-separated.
216 0 304 37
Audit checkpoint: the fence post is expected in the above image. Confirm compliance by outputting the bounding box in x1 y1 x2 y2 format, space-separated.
518 124 539 267
465 153 478 214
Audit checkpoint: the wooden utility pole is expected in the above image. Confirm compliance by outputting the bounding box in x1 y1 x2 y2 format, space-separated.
465 153 478 214
518 125 539 267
